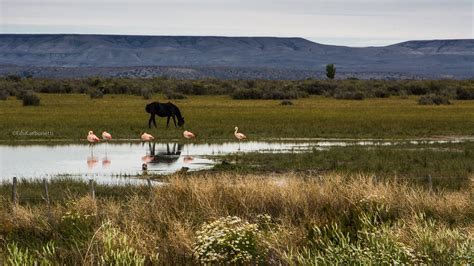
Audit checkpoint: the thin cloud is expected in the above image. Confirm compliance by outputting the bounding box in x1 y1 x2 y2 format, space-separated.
1 0 472 46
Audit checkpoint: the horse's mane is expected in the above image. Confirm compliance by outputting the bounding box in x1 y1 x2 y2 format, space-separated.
170 102 183 120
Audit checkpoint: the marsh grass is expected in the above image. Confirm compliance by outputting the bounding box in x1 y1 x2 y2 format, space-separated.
1 173 472 264
215 142 474 189
1 94 473 141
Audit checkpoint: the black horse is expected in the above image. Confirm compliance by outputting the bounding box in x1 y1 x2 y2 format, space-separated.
145 101 185 128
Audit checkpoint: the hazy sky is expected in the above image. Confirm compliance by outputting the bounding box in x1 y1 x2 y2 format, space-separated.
1 0 472 46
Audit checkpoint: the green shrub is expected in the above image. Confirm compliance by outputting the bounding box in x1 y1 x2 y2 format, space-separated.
418 94 451 105
298 81 336 95
262 89 300 99
404 214 474 265
0 89 8 100
22 91 40 106
6 241 56 265
140 87 153 99
232 87 305 100
15 90 27 100
175 82 194 94
5 74 21 82
89 88 104 99
374 90 390 98
406 82 429 95
326 64 336 79
38 80 63 93
193 216 268 264
288 213 418 264
165 91 187 99
232 88 263 99
100 222 146 265
334 90 365 100
58 198 97 245
456 88 474 100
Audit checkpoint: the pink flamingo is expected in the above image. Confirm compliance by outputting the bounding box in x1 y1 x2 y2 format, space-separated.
141 132 155 156
102 131 112 154
183 130 196 155
87 131 100 156
183 130 196 139
140 133 155 170
234 127 247 150
102 131 112 141
141 132 154 142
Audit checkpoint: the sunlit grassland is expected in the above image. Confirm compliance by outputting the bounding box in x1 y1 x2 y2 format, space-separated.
1 93 473 142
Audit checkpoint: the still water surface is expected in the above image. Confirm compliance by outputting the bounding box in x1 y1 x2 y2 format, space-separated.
0 139 466 184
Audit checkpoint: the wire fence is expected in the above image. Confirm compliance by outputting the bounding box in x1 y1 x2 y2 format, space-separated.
4 174 435 206
7 177 156 206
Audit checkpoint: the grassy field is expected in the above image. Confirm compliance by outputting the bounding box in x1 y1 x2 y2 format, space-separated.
1 173 473 264
1 93 474 142
212 142 474 189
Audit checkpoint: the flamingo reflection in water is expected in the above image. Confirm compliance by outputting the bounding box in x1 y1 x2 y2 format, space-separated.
141 155 154 163
87 156 99 170
183 155 194 164
102 157 111 168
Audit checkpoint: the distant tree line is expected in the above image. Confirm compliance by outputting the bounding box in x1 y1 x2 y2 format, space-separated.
0 75 473 103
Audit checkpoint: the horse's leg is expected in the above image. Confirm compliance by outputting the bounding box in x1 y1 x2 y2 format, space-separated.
152 115 157 128
148 114 153 128
166 116 170 128
172 115 177 128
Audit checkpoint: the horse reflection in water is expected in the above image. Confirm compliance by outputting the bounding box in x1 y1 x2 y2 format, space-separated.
143 143 183 166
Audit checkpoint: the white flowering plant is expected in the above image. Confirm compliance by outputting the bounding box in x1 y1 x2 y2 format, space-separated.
193 216 268 264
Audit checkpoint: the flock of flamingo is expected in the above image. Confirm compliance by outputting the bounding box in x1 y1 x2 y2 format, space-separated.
86 127 247 152
84 127 246 170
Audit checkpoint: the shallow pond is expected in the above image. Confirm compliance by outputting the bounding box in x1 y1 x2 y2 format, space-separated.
0 139 468 184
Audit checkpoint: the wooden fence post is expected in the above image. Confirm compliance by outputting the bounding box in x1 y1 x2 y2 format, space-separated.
427 175 433 192
147 179 153 200
43 178 50 205
147 179 152 190
89 179 95 200
12 177 18 206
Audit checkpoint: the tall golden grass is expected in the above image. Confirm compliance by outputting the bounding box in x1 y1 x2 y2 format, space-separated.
1 172 473 264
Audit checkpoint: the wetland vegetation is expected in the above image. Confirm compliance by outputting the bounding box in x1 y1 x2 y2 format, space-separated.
1 77 473 264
